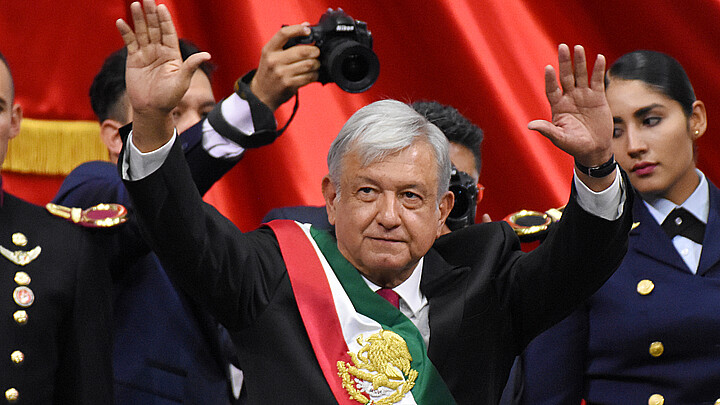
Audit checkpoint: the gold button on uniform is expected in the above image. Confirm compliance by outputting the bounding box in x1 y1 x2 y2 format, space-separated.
649 341 664 357
10 351 23 365
12 310 27 325
11 233 27 247
714 399 720 405
4 388 18 402
649 393 664 405
13 272 30 286
637 279 655 295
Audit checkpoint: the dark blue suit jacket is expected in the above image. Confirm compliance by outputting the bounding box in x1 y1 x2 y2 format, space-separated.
53 122 238 405
520 181 720 405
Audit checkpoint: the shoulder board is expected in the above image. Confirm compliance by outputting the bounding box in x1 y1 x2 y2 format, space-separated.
45 202 128 228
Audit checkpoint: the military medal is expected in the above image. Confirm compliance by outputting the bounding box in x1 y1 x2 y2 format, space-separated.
13 286 34 308
0 245 41 266
0 232 41 266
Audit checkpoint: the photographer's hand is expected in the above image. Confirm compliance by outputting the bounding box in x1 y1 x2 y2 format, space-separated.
250 24 321 111
116 0 210 152
528 44 615 191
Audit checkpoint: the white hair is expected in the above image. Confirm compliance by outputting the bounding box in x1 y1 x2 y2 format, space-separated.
327 99 451 201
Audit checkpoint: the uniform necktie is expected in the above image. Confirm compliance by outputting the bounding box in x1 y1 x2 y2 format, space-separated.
661 207 705 244
376 288 400 309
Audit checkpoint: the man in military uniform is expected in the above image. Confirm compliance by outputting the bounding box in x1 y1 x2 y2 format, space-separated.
0 51 116 404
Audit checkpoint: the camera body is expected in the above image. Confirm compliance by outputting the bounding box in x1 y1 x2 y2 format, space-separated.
446 166 479 231
284 8 379 93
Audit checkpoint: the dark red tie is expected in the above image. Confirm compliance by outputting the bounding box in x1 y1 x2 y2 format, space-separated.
376 288 400 309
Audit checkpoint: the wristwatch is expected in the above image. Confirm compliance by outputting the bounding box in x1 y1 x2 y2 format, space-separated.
574 155 617 178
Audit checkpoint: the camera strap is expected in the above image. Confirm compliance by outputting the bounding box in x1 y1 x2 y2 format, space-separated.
276 93 299 136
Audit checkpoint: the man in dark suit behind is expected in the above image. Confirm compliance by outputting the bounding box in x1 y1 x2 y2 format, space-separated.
115 1 633 403
53 25 320 404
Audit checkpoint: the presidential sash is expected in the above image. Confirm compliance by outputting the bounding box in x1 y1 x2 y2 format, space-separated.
269 220 456 405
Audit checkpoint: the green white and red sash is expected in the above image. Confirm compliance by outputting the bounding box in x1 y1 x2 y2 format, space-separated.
268 220 456 405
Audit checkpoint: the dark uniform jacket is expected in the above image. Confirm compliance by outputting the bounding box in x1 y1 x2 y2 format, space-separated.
520 182 720 405
122 139 634 404
0 191 112 404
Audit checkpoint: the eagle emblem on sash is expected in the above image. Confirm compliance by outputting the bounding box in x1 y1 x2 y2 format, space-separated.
337 330 418 404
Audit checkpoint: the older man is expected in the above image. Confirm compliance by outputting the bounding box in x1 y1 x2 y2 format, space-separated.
116 1 632 404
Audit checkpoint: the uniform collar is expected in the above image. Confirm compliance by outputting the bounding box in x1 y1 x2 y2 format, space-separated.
644 169 709 225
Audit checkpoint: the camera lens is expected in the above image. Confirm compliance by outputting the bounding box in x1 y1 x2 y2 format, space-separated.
449 185 470 219
323 39 379 93
341 55 369 82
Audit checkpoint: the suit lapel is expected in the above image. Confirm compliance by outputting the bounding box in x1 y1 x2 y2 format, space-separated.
421 248 469 371
631 193 693 274
698 181 720 276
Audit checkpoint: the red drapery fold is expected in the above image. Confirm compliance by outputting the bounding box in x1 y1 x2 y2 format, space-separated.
2 0 720 231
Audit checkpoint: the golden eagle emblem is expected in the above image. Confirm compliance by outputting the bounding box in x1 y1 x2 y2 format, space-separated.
337 330 418 404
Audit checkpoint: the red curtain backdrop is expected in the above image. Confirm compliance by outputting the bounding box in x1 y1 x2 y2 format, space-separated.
2 0 720 231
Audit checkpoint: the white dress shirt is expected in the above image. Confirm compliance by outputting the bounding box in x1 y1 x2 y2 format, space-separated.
644 169 708 273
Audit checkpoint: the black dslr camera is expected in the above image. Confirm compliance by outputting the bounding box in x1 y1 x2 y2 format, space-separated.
446 166 479 231
284 8 379 93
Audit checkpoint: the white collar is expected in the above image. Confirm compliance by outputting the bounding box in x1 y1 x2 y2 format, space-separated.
362 257 427 316
644 169 709 225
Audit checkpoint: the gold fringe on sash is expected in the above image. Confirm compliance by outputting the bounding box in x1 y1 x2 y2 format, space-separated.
4 118 109 175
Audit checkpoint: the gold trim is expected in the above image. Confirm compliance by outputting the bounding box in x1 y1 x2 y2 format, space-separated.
507 210 552 236
46 203 128 228
5 118 108 176
0 245 41 266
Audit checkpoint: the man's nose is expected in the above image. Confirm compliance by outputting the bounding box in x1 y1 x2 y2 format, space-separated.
376 193 401 228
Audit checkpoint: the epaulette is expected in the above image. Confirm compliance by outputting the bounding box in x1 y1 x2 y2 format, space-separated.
45 203 128 228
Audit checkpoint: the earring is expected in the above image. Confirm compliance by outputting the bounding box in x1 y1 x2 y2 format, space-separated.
695 130 700 135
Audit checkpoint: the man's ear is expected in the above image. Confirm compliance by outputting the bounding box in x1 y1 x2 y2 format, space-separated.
322 175 338 226
437 190 455 238
100 119 124 162
9 103 22 140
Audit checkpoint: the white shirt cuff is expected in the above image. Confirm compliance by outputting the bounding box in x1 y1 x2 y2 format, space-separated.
572 168 625 221
121 130 177 181
201 93 251 160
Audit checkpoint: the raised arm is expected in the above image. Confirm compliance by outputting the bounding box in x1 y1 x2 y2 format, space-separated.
116 0 210 152
528 44 615 192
